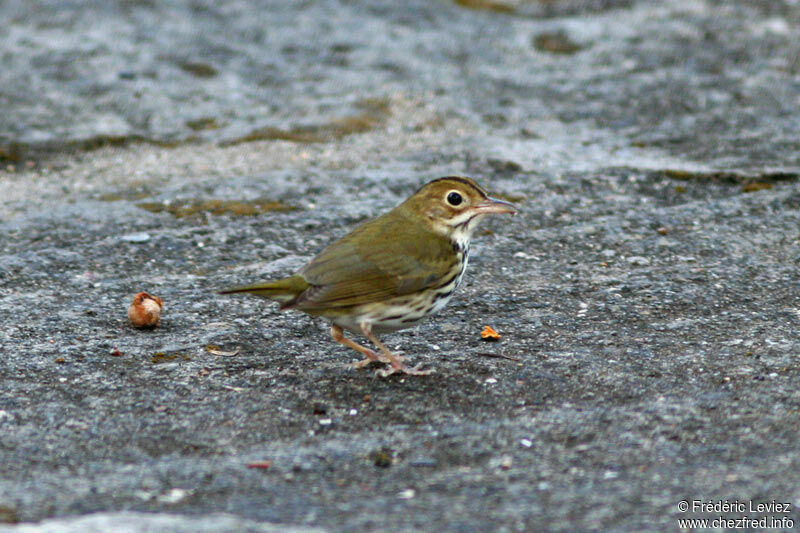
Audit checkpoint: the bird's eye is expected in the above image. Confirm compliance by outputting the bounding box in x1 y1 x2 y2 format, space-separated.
446 191 463 206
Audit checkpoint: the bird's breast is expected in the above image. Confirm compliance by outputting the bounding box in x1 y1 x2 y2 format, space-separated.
332 248 470 334
428 247 468 313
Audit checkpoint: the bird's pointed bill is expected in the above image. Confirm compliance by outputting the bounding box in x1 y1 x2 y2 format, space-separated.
474 196 517 215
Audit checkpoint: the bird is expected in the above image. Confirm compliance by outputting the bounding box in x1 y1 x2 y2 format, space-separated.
220 176 516 376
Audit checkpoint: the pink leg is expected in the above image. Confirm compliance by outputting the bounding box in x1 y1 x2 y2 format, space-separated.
330 325 391 368
360 322 433 377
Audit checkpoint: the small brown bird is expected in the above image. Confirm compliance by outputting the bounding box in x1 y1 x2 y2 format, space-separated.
221 177 516 376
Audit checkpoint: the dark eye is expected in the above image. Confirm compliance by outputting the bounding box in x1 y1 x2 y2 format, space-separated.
446 191 463 206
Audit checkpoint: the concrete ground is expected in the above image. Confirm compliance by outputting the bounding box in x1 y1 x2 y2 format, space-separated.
1 0 799 531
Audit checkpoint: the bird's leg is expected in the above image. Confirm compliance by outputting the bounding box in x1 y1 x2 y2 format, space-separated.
359 322 433 377
330 325 391 368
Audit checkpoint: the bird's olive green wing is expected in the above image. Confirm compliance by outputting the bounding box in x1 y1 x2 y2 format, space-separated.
292 210 455 311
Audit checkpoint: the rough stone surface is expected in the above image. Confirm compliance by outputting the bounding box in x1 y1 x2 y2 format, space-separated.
1 1 799 532
0 512 321 533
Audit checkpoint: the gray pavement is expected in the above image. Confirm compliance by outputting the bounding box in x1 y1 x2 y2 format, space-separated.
1 1 799 531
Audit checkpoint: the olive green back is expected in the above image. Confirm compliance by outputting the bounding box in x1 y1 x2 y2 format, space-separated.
294 204 456 311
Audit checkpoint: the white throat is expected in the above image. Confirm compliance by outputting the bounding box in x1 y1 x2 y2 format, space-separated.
450 211 486 242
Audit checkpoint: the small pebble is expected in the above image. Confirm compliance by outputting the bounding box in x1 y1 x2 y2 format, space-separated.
155 488 191 504
247 461 272 470
120 232 151 243
626 256 650 266
372 448 393 468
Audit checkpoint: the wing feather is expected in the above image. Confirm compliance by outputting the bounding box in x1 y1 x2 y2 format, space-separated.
292 210 454 311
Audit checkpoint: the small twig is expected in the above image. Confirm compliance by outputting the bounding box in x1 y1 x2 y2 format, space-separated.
476 352 521 362
206 345 241 356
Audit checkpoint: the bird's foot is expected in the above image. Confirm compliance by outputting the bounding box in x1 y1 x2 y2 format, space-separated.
352 349 394 368
375 363 434 378
352 351 407 369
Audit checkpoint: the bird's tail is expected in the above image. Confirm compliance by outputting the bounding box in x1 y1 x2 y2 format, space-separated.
219 274 309 305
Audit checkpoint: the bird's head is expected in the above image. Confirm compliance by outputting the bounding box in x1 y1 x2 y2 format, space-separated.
404 176 517 240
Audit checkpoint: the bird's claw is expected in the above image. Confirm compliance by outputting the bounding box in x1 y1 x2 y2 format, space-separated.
352 353 394 368
374 364 434 378
353 350 406 369
353 358 373 369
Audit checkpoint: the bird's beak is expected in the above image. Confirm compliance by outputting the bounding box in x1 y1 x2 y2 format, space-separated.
475 196 517 215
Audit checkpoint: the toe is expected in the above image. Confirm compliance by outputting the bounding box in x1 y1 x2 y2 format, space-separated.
375 367 397 378
403 364 434 376
374 364 433 377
